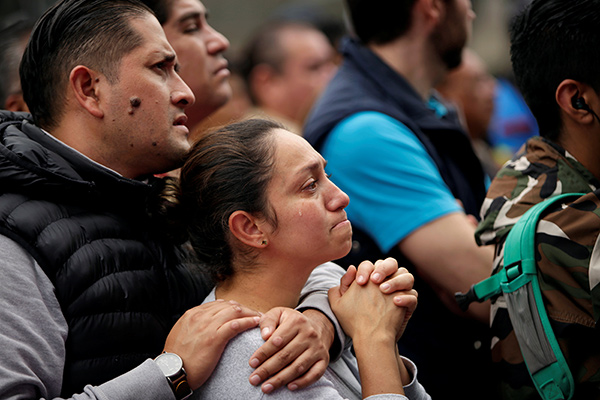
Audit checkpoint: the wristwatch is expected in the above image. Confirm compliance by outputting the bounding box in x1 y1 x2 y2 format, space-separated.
154 352 193 400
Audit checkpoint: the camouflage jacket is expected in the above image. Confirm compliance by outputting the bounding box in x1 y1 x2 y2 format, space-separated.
475 136 600 399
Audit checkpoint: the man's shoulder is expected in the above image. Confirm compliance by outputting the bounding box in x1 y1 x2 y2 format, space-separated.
336 111 409 132
475 136 592 246
322 111 435 186
0 110 32 125
326 111 417 151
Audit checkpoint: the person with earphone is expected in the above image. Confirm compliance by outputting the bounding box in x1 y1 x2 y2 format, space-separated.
475 0 600 398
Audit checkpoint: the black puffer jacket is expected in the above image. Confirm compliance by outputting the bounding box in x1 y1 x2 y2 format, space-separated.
0 111 210 396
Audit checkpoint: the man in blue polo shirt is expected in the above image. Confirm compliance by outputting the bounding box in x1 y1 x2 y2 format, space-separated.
304 0 496 398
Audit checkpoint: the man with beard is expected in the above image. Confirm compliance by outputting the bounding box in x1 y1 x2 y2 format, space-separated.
304 0 496 398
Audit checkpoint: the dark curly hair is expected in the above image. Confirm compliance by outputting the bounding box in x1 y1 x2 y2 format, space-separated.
168 119 283 282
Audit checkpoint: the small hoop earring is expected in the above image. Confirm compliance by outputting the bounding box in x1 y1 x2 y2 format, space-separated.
261 240 267 246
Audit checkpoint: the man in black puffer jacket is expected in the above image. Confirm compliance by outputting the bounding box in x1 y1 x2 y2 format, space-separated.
0 1 366 398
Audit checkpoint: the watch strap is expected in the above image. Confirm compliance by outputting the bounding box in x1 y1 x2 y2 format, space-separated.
167 371 192 400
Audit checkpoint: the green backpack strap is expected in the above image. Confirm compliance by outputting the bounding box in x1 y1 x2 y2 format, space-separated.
456 193 583 400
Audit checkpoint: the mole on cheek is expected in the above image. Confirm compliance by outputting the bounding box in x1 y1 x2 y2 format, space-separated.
128 97 141 115
130 97 141 108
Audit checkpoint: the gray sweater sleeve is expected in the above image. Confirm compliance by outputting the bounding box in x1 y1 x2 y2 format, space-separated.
298 262 348 360
0 235 175 400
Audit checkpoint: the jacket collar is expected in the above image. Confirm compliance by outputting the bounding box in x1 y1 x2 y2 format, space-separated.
341 37 460 131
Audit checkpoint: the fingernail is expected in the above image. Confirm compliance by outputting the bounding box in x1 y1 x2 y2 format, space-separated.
262 383 274 394
261 327 270 337
394 297 403 305
381 283 390 291
253 316 260 324
289 384 298 391
372 273 381 282
357 275 366 284
249 375 261 386
250 358 259 368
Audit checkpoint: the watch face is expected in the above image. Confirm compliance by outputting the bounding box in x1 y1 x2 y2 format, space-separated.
155 353 184 377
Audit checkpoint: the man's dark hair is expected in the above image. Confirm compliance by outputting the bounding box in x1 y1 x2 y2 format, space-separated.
20 0 153 130
0 15 34 107
510 0 600 141
344 0 418 44
139 0 174 25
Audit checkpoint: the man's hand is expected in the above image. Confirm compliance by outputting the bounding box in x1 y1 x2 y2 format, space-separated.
163 300 261 389
247 307 331 394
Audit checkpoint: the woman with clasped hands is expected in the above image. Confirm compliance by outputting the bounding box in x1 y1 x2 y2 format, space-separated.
166 118 429 399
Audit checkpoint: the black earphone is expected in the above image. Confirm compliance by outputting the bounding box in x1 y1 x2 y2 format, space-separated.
572 95 589 111
571 91 600 123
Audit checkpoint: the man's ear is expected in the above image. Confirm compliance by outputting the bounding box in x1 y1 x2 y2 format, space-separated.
419 0 443 26
70 65 104 119
4 93 29 113
229 210 267 249
555 79 597 123
249 64 280 102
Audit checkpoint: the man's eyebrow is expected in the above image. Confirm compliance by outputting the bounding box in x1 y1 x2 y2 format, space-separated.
153 52 177 67
164 53 181 72
177 10 202 24
159 53 176 64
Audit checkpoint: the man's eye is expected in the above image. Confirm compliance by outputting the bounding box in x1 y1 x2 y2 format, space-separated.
184 24 200 33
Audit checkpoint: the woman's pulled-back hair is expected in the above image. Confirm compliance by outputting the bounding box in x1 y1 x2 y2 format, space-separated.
178 119 282 281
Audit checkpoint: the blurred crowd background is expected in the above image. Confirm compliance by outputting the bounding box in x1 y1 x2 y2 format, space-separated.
0 0 538 167
0 0 528 76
